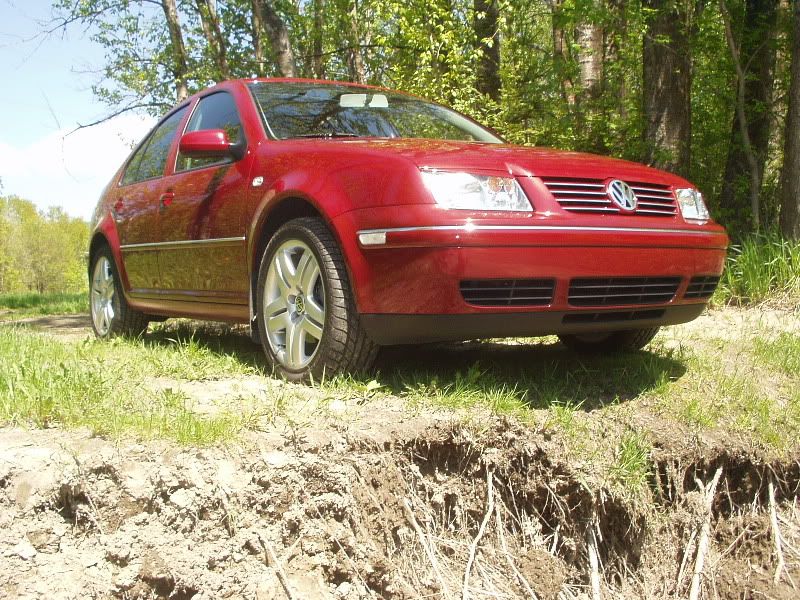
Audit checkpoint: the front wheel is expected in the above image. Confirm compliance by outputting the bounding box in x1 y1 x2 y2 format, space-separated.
89 247 149 339
256 217 378 382
558 327 661 353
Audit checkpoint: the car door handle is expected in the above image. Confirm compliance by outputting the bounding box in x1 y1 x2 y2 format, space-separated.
159 192 175 211
112 198 124 222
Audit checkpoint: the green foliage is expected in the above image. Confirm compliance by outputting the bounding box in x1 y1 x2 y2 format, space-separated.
716 233 800 304
0 196 89 294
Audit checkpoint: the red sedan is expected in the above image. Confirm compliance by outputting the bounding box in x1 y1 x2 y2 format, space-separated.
89 78 729 381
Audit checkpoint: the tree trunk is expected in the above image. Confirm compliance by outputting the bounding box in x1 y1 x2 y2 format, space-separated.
254 0 297 77
195 0 230 80
313 0 325 78
575 18 603 100
251 0 266 75
161 0 190 101
606 0 628 118
547 0 575 106
780 0 800 239
474 0 501 101
719 0 777 233
642 0 693 176
346 1 366 83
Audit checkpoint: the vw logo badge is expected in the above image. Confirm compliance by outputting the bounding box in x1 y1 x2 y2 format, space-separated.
606 179 638 211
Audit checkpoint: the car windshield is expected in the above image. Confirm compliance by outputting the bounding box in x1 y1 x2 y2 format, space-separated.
248 82 503 143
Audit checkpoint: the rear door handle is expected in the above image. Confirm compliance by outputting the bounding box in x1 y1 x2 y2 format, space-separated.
159 192 175 212
112 198 124 222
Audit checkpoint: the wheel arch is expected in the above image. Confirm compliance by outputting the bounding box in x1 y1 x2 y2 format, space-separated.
248 194 351 325
87 214 130 292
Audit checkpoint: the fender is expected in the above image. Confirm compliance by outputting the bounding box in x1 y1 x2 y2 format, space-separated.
244 154 422 322
89 211 137 306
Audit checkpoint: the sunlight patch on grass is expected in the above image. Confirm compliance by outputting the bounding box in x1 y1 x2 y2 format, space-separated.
0 327 263 445
0 292 87 320
752 333 800 377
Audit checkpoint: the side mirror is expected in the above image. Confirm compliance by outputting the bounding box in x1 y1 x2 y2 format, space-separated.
179 129 245 161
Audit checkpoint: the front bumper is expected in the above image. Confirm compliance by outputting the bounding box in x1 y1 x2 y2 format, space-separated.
332 208 728 344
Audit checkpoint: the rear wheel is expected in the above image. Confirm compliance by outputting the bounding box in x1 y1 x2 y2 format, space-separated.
558 327 660 353
256 217 378 382
89 246 149 338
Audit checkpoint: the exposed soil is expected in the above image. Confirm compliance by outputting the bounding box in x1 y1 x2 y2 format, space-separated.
2 310 799 599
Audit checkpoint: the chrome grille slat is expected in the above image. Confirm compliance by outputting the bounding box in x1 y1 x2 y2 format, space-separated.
635 193 674 200
542 177 678 217
557 199 614 205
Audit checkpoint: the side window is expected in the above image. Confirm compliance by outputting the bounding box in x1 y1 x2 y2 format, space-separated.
177 92 244 172
120 106 187 186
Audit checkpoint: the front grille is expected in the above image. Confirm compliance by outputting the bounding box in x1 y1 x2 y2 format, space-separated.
563 309 666 324
541 178 677 216
684 275 720 299
460 279 555 307
568 277 681 306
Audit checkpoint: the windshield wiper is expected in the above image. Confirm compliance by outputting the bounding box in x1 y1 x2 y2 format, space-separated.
294 132 359 139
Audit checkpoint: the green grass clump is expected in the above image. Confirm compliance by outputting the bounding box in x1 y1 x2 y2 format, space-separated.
716 233 800 305
609 430 652 493
0 291 87 319
752 333 800 377
0 327 255 444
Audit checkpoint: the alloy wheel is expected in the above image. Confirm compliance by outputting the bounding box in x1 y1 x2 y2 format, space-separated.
91 256 116 336
263 240 326 370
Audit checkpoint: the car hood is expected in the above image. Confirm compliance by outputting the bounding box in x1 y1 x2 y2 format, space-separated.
330 138 692 187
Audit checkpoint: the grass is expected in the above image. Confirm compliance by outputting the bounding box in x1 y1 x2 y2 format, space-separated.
0 285 797 456
716 233 800 305
0 326 267 445
752 332 800 376
609 430 652 493
0 291 87 319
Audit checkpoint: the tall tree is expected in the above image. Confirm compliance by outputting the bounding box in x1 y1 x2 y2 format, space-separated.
547 0 577 106
642 0 694 176
575 15 603 101
475 0 502 100
161 0 190 101
780 0 800 239
718 0 778 233
195 0 230 80
312 0 325 78
253 0 297 77
347 0 367 83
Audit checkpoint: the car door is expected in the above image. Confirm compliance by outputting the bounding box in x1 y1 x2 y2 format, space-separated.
114 106 189 292
155 91 251 303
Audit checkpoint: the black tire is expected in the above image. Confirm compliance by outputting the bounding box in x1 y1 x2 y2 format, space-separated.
256 217 378 382
558 327 660 353
89 246 149 339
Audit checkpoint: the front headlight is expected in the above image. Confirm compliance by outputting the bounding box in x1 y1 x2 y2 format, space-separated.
676 188 710 222
420 170 533 211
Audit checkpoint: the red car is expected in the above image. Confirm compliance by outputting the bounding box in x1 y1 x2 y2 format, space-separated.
89 78 728 381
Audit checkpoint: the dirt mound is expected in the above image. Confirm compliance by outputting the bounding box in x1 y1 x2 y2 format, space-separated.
2 418 798 599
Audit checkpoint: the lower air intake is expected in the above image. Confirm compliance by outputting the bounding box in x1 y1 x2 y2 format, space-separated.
460 279 555 307
568 277 680 306
684 275 720 299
